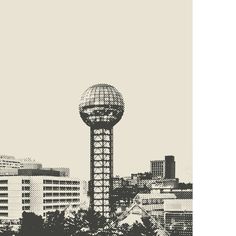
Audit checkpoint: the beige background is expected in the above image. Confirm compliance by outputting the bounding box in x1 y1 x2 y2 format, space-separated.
0 1 192 182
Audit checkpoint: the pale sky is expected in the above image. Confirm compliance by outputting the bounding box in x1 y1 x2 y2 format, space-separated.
0 1 192 182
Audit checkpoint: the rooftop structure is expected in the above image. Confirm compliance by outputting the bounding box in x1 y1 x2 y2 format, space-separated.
18 158 42 169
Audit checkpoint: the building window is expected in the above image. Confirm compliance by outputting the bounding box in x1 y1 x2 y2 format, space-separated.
22 186 30 191
22 199 30 204
0 187 8 191
22 206 30 211
0 213 8 217
22 193 30 198
43 199 52 204
43 187 52 191
0 200 8 204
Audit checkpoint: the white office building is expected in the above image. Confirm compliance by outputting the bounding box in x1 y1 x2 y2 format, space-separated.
0 156 22 169
0 176 86 220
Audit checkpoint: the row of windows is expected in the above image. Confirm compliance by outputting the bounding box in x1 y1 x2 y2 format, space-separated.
0 180 8 184
43 186 80 191
0 193 8 197
142 198 164 205
0 187 8 191
44 192 80 197
0 160 20 164
43 180 79 185
0 200 8 204
0 162 14 164
152 163 164 167
0 159 20 163
0 213 8 217
22 180 30 184
0 206 8 210
43 204 79 210
43 198 79 204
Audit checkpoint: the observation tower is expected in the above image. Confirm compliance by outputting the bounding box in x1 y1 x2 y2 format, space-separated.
79 84 124 217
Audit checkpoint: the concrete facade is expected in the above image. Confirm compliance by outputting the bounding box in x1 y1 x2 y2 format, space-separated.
0 176 86 220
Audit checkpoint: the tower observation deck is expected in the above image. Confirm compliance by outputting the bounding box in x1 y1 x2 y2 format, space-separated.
79 84 124 217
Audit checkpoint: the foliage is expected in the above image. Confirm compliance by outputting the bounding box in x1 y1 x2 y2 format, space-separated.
141 216 157 236
0 210 160 236
44 210 66 236
0 222 15 236
18 211 44 236
83 209 107 233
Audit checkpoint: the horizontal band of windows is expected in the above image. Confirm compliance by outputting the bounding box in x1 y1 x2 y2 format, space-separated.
43 180 80 185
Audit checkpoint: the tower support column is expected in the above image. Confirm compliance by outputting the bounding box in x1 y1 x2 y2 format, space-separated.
90 127 113 218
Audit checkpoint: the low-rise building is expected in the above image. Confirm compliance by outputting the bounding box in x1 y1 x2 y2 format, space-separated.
133 188 192 224
137 178 179 189
0 176 86 220
164 199 192 236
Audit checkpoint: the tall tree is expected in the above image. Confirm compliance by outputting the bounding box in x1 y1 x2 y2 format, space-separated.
141 216 157 236
44 210 66 236
18 212 44 236
64 209 88 236
83 209 107 233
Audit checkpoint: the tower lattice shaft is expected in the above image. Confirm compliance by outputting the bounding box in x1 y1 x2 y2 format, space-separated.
90 128 113 217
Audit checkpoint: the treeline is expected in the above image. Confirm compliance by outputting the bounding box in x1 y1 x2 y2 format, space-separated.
0 209 159 236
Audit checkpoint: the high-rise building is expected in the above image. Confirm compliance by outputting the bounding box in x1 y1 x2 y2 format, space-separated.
0 176 84 220
164 156 175 179
151 156 175 179
79 84 124 217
